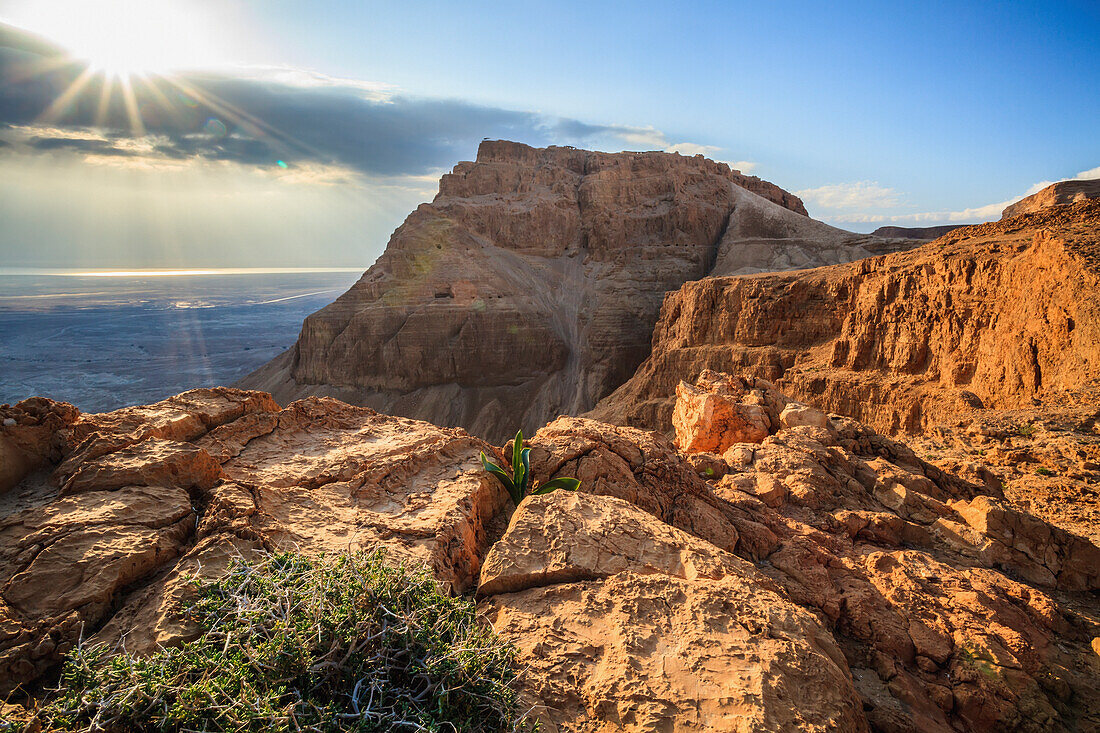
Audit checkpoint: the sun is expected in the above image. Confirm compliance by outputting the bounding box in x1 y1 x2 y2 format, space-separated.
6 0 230 77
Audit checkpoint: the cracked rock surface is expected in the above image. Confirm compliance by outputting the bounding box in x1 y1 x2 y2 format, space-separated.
0 388 507 692
2 381 1098 732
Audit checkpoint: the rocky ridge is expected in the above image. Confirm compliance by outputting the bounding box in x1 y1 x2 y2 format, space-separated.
239 141 915 441
2 379 1099 731
591 200 1100 437
1002 179 1100 219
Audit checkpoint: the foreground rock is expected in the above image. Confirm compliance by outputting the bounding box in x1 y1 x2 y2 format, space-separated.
591 200 1100 437
479 492 867 732
239 141 915 441
511 376 1100 731
3 385 1099 731
0 388 507 691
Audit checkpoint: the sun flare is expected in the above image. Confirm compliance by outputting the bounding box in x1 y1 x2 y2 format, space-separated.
6 0 230 76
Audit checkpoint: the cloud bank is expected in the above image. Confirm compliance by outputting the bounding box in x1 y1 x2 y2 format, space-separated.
0 23 736 182
803 166 1100 228
795 181 901 212
0 21 746 268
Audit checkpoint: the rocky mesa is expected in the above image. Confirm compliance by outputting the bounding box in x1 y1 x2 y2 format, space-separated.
239 141 914 441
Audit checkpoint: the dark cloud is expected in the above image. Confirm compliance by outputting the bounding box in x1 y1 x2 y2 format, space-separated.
29 136 136 156
0 22 649 176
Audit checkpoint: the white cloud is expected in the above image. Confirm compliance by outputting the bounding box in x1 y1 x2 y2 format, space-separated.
664 142 721 156
810 165 1100 228
722 160 758 174
232 65 398 103
608 125 670 149
831 167 1099 226
795 181 901 211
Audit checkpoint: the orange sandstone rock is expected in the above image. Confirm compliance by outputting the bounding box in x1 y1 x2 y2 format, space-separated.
591 200 1100 438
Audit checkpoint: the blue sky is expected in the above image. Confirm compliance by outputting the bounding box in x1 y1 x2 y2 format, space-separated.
0 0 1097 267
241 0 1100 219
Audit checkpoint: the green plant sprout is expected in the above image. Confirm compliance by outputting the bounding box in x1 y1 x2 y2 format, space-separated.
480 430 580 505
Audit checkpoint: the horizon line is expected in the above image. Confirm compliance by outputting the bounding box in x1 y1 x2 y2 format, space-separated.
0 267 366 277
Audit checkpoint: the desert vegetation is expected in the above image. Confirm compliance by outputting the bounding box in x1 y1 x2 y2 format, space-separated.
480 430 579 505
12 551 522 732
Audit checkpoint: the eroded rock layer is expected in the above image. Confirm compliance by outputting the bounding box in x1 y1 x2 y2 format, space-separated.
3 384 1098 731
239 141 911 441
591 200 1100 437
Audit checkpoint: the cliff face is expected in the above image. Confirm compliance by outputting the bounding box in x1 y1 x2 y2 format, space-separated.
1002 179 1100 219
590 200 1100 436
239 141 911 440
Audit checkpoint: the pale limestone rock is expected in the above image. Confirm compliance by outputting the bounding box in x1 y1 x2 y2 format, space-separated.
477 491 765 597
59 438 221 496
780 401 831 430
0 486 193 688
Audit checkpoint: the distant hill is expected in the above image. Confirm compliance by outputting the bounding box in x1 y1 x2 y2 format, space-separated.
870 224 970 240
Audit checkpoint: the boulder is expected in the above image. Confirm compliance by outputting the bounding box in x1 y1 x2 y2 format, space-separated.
672 372 780 451
479 492 867 733
0 398 80 493
0 486 193 690
526 415 778 560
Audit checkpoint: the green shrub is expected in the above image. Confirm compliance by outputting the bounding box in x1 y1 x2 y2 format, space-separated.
1017 423 1036 438
480 430 580 505
1034 467 1054 477
26 551 523 732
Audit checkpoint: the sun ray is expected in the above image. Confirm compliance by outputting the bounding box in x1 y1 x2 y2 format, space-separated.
37 65 98 124
160 76 333 165
94 72 115 128
118 74 146 136
5 54 77 85
134 74 186 127
160 76 272 140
